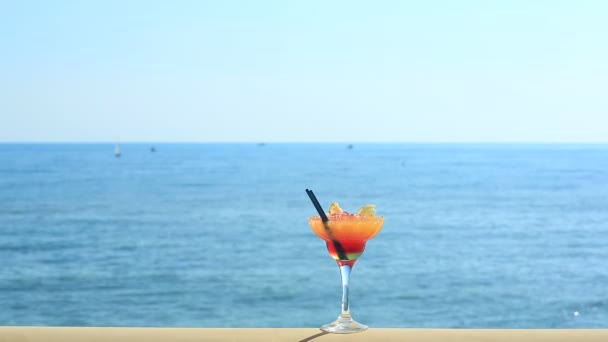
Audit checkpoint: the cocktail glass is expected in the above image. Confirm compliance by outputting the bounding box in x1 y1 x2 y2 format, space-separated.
308 208 384 333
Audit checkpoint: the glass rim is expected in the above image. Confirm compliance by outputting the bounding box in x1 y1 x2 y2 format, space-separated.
308 215 384 221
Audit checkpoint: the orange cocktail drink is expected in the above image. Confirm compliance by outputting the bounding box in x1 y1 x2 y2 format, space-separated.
309 210 383 267
306 190 384 334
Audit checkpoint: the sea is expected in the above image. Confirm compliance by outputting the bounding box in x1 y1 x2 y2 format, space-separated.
1 143 608 328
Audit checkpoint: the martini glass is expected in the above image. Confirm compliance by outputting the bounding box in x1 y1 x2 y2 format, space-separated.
307 202 384 333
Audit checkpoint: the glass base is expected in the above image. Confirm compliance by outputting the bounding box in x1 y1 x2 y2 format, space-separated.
320 316 368 334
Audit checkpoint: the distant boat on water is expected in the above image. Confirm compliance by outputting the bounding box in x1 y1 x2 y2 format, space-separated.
150 146 156 152
347 144 354 150
114 144 122 158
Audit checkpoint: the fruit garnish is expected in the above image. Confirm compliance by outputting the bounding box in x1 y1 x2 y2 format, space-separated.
329 202 344 215
357 204 376 216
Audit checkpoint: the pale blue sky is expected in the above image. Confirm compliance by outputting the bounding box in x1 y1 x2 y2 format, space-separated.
1 1 607 142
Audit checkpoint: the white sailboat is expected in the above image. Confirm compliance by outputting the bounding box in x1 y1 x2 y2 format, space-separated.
114 143 122 158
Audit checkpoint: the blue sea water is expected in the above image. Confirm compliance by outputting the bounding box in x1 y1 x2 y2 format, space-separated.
1 143 608 328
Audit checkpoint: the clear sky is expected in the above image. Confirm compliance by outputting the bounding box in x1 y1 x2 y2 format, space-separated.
1 1 607 142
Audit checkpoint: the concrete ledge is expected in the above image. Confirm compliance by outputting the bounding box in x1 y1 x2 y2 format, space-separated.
1 327 608 342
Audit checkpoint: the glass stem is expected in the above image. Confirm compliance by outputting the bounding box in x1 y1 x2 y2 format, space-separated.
339 265 352 319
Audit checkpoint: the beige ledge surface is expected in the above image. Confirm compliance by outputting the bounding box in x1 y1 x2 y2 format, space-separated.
1 327 608 342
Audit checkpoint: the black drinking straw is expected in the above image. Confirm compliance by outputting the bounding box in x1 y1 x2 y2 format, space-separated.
306 189 328 222
306 189 347 260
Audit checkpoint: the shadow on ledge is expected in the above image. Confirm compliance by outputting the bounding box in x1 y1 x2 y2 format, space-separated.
298 331 329 342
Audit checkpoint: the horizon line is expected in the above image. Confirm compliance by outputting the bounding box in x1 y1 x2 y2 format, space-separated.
1 141 608 145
